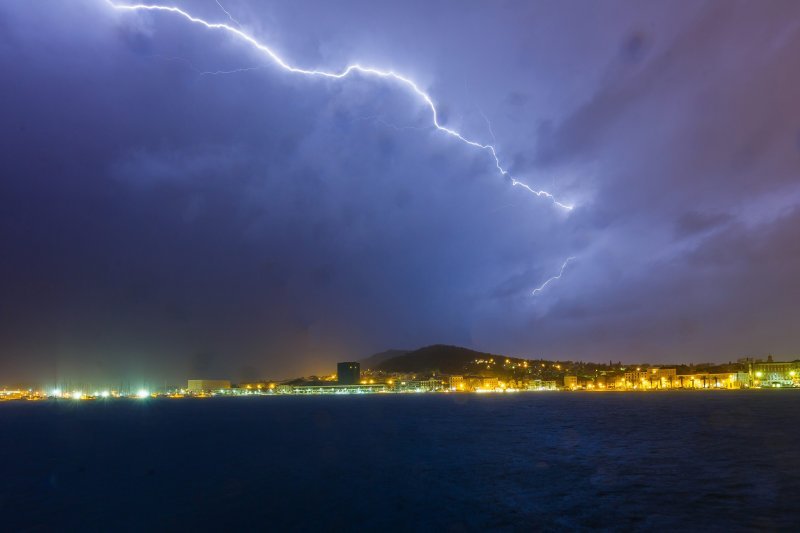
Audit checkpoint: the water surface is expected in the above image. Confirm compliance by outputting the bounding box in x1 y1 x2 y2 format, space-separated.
2 391 799 530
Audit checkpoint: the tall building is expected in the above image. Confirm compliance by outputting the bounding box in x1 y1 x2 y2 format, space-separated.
337 362 361 385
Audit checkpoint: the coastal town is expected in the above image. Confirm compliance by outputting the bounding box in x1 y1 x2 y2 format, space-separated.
2 347 799 400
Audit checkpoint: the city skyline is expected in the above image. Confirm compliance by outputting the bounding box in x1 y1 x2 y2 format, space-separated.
3 345 798 393
2 0 800 383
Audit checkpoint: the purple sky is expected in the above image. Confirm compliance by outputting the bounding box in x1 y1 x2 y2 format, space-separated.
1 0 799 383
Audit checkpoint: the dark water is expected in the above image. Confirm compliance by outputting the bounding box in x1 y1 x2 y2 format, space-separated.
2 391 799 531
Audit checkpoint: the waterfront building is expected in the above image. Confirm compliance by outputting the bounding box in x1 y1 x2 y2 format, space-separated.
453 376 501 392
449 375 465 391
751 357 800 387
290 383 387 394
480 377 499 391
612 376 626 389
621 368 677 389
674 373 749 389
733 372 752 388
395 379 443 392
526 380 557 391
623 370 650 389
337 362 361 385
649 368 677 388
564 376 578 389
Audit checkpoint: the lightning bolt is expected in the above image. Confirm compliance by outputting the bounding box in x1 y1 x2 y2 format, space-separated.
199 65 266 77
531 257 575 296
105 1 574 211
214 0 242 29
479 109 497 144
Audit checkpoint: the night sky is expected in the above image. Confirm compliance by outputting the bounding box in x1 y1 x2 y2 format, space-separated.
1 0 799 383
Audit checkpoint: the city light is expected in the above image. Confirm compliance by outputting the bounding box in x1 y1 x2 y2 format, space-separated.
3 358 798 400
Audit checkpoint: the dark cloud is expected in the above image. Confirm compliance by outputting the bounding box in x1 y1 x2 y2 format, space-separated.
1 0 799 383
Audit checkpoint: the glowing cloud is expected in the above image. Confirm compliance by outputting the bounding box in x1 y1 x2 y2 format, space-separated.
105 1 574 210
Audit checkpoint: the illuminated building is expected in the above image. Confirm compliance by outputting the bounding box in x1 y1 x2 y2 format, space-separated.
648 368 677 388
610 376 626 389
623 370 649 389
479 377 499 391
396 379 443 392
290 384 386 394
449 375 465 391
453 376 499 392
675 373 749 389
526 380 557 391
187 379 232 392
622 368 676 389
563 376 578 389
751 357 800 387
337 362 361 385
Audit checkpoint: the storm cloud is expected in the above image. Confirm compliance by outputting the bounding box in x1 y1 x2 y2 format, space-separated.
1 0 799 383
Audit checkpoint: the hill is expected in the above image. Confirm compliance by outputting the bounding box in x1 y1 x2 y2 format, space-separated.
377 344 522 375
360 349 410 370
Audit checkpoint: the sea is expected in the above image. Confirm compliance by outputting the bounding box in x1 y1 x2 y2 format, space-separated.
2 391 799 531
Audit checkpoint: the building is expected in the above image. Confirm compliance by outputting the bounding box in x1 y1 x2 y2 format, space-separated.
563 376 578 389
674 373 749 389
752 357 800 387
623 370 648 389
396 379 443 392
526 380 555 391
607 375 626 389
622 368 677 389
449 375 465 391
187 379 231 392
291 383 386 394
337 362 361 385
479 377 499 391
649 368 677 388
454 376 501 392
